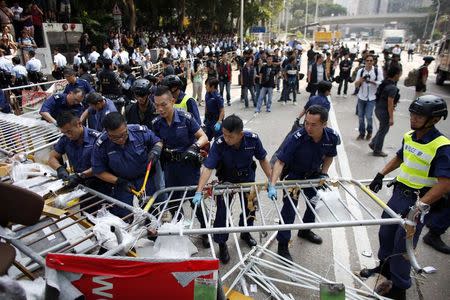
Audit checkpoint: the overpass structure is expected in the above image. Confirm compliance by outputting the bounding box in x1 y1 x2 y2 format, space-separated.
319 13 429 25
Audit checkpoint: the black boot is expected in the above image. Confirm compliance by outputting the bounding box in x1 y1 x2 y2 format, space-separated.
360 260 391 279
218 243 230 264
240 232 257 248
423 231 450 254
277 242 293 262
297 229 323 244
201 235 211 249
385 285 406 300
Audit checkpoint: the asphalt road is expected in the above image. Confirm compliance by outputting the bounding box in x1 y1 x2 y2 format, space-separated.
189 42 449 299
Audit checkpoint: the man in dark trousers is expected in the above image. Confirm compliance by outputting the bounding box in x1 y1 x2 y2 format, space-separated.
369 65 401 157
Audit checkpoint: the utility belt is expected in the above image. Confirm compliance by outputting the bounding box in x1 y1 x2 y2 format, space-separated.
287 170 321 180
217 161 257 181
204 113 219 123
393 180 427 199
162 148 184 162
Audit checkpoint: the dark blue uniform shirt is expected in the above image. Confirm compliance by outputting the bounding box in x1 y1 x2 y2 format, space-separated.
64 78 95 95
0 89 11 113
87 98 117 132
204 131 267 182
304 94 330 112
91 124 161 180
396 127 450 179
39 93 84 119
152 109 200 152
277 127 340 178
177 91 201 125
204 91 224 124
54 127 100 173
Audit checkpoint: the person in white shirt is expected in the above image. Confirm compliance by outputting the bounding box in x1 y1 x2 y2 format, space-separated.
88 46 100 66
53 47 67 68
204 45 210 55
102 42 112 59
141 53 153 76
143 46 150 57
11 56 27 84
25 49 41 72
180 46 187 60
118 47 129 65
73 49 87 70
391 44 401 56
0 50 14 73
170 45 179 59
354 54 383 141
131 47 143 65
407 42 415 62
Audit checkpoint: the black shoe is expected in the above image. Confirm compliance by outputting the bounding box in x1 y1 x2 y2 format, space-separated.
297 230 323 244
368 143 374 150
277 243 293 261
201 234 211 249
240 233 257 248
373 151 388 157
360 265 381 278
384 285 406 300
423 231 450 254
360 260 391 279
227 102 231 106
219 243 230 264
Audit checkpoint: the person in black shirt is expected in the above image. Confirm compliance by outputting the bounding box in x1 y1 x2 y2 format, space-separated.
307 43 316 68
337 52 352 97
125 78 157 130
255 55 277 113
369 65 401 157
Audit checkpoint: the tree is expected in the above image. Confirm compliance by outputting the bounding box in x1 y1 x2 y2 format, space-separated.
123 0 136 33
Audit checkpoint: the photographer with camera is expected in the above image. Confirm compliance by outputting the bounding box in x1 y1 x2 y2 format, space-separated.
354 54 383 141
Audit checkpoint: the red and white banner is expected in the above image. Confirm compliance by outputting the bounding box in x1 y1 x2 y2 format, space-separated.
46 253 219 300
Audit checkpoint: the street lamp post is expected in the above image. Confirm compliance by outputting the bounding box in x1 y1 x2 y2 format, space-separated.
430 0 440 42
314 0 319 23
240 0 244 50
304 0 309 38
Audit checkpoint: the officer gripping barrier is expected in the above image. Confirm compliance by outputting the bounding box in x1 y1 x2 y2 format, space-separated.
126 177 434 299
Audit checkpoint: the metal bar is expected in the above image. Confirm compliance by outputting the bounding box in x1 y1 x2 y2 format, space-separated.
156 218 402 236
310 184 340 222
281 183 304 222
18 196 102 239
173 187 188 222
338 181 378 219
2 79 67 91
240 186 248 227
299 187 322 223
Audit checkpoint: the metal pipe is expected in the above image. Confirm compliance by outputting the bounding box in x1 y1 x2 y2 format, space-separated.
156 218 402 236
2 79 67 91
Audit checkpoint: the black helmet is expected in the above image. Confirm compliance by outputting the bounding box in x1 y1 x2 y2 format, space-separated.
409 95 447 120
317 80 333 94
131 78 152 96
161 75 183 90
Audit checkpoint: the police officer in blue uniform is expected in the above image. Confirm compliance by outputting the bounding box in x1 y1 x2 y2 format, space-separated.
152 85 210 247
48 111 100 185
269 105 340 261
81 92 117 132
63 68 95 95
423 194 450 254
91 112 163 217
39 88 85 125
48 112 110 210
162 75 201 125
0 88 11 113
363 96 450 299
298 80 332 120
204 78 225 141
193 114 272 263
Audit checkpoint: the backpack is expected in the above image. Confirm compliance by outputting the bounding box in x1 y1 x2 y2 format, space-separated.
404 68 419 87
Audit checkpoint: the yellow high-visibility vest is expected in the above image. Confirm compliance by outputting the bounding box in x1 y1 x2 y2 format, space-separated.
174 94 190 111
397 130 450 189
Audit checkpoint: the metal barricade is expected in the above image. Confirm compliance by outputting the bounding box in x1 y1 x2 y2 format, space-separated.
0 113 62 156
128 178 429 299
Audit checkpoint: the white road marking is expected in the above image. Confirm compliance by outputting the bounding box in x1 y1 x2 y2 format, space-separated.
328 103 377 277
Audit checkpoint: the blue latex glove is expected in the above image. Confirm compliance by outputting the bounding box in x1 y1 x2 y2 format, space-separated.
267 184 277 201
193 191 203 205
214 122 221 132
